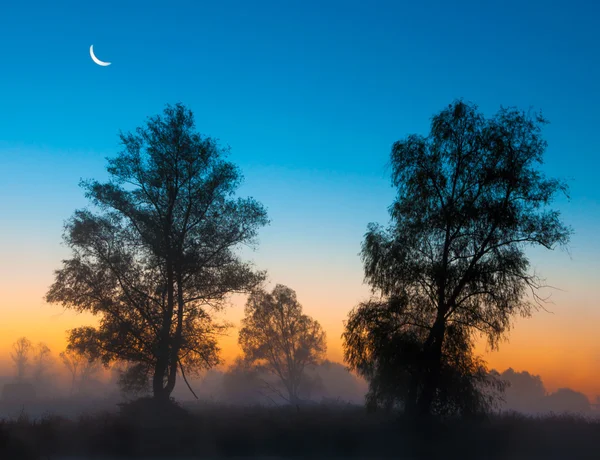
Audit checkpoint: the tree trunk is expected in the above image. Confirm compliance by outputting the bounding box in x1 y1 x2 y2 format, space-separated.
162 364 177 399
405 374 419 415
153 274 185 400
160 275 186 399
153 265 175 400
416 317 446 416
153 328 173 399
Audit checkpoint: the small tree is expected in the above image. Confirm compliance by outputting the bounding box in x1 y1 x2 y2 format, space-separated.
221 357 264 404
60 349 84 396
32 342 53 383
60 349 100 396
10 337 32 381
239 284 327 404
343 100 570 417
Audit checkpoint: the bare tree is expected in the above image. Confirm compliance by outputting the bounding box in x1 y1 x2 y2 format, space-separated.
11 337 32 381
239 284 327 405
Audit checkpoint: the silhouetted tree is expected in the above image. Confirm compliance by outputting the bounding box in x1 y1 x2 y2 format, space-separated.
343 100 570 417
221 357 265 404
344 297 505 416
113 362 153 397
239 284 327 405
60 349 84 396
79 357 102 393
545 388 591 414
10 337 32 381
305 360 367 404
60 349 101 396
46 103 269 400
497 367 546 413
32 342 53 383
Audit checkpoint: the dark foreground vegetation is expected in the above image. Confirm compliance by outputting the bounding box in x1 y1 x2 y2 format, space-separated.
1 399 598 460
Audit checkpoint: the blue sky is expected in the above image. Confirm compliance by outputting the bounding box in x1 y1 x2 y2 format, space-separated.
1 0 598 234
0 0 599 392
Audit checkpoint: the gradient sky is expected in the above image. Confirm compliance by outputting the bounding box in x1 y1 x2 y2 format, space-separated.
0 0 598 399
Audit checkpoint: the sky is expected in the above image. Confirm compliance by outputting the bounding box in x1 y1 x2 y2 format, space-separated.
0 0 599 399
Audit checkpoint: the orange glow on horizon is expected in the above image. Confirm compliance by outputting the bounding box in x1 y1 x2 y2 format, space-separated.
0 270 598 402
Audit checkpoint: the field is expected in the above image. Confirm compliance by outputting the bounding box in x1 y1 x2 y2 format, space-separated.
1 399 599 459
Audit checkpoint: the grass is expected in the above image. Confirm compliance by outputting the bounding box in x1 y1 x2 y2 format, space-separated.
0 399 598 459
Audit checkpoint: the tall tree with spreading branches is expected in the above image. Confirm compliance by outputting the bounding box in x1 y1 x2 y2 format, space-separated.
46 103 269 400
343 100 571 417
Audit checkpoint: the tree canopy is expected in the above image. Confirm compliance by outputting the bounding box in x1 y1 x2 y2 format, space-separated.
239 284 326 404
46 103 269 400
343 100 570 417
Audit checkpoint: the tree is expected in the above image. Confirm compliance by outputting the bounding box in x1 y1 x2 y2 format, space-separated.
497 368 546 413
46 103 269 400
60 349 85 395
344 297 505 416
239 284 327 405
544 388 591 414
221 357 265 404
307 360 367 404
60 349 102 396
112 362 153 398
10 337 32 381
32 342 53 383
343 100 570 417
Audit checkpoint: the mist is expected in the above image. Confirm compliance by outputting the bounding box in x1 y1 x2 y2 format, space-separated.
2 337 599 459
0 336 372 420
494 368 597 416
1 335 596 423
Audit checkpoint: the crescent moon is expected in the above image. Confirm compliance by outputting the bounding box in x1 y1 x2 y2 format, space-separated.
90 45 111 66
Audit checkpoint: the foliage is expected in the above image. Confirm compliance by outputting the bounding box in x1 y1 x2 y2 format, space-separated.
343 100 571 417
221 357 265 404
239 284 327 404
343 297 506 416
114 362 153 398
496 367 546 413
46 103 269 399
545 388 592 414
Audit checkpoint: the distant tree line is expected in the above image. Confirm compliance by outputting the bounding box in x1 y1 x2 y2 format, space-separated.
3 336 102 400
